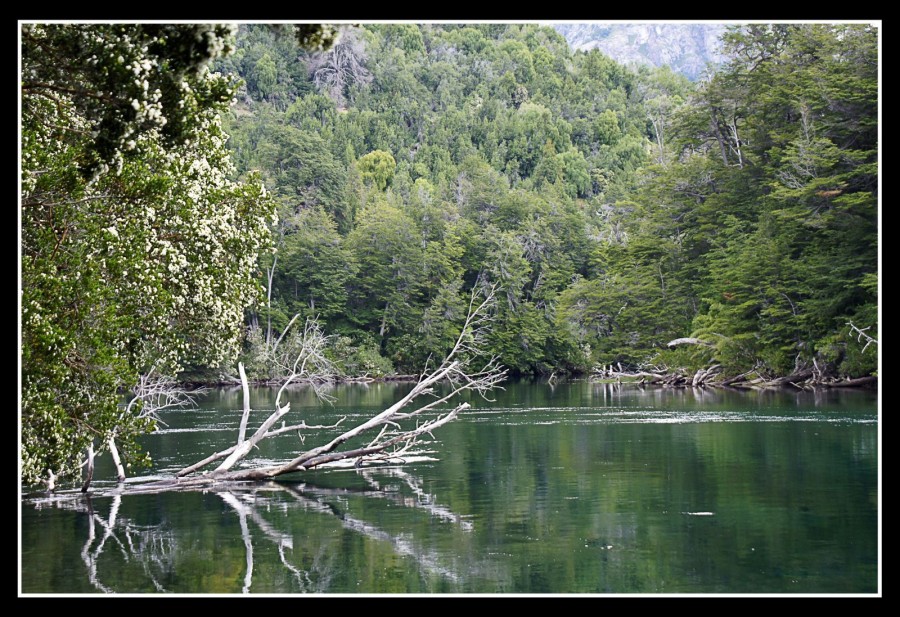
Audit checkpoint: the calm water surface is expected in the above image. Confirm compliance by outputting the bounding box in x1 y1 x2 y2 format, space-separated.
20 380 879 595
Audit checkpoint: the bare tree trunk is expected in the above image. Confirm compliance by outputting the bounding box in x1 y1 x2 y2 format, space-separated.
379 302 389 338
236 363 251 445
710 108 730 166
81 442 95 493
692 364 721 386
266 254 277 348
650 115 666 164
847 321 878 353
666 337 714 348
720 366 761 386
692 367 706 387
216 400 292 472
108 435 126 483
728 115 744 169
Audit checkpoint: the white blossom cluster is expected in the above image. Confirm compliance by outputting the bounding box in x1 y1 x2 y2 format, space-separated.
21 23 273 484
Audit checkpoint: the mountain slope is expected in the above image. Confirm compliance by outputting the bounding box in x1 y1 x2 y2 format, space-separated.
553 23 728 80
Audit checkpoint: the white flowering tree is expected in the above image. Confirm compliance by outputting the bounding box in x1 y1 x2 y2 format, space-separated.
21 24 277 487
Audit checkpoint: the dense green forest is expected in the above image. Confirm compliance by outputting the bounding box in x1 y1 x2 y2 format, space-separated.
218 23 878 379
20 23 878 485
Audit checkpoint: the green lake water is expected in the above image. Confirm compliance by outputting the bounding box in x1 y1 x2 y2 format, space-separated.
20 380 879 595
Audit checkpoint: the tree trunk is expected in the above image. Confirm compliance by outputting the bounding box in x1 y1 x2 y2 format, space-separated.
828 375 877 388
81 442 95 493
108 436 126 483
728 114 744 169
710 107 730 166
236 363 251 445
265 254 277 348
666 337 714 348
379 302 390 338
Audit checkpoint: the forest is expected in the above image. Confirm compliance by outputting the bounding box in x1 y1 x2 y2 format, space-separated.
20 23 879 487
219 24 878 378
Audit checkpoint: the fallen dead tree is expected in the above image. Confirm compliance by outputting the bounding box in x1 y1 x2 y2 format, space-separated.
593 361 875 390
591 324 878 390
666 337 715 349
97 286 506 493
592 362 722 387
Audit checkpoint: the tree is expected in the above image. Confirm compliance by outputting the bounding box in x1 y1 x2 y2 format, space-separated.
310 27 372 107
345 197 423 339
654 23 879 379
251 52 278 100
127 286 504 489
277 206 357 325
21 23 276 486
357 149 396 191
636 65 692 165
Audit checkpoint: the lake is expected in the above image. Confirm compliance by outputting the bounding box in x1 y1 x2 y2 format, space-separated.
20 379 879 595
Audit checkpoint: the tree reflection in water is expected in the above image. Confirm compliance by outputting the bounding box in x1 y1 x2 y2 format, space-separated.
75 493 177 592
27 467 475 593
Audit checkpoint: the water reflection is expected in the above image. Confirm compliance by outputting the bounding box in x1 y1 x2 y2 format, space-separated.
22 381 878 594
66 493 178 592
26 466 479 594
585 380 874 409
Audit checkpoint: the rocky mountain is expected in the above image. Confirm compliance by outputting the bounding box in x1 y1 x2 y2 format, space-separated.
553 23 730 80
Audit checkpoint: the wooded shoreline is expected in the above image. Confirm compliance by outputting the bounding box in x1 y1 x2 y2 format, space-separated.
185 366 878 390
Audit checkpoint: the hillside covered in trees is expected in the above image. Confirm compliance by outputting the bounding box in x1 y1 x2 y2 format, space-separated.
219 23 878 382
20 23 878 487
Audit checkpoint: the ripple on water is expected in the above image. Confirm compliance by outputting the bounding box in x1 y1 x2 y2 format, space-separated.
463 407 875 426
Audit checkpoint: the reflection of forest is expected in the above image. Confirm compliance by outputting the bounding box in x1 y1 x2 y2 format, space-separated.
27 468 478 593
22 383 878 594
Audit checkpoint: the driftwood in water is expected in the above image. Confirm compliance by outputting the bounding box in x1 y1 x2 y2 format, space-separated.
594 362 875 391
827 375 878 388
692 364 721 387
114 287 505 493
761 368 815 388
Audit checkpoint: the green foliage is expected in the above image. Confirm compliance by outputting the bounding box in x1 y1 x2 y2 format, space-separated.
271 127 351 227
345 197 423 338
217 22 876 385
679 24 878 377
276 206 357 325
292 24 342 52
21 24 276 485
21 23 239 177
329 333 395 377
251 53 278 99
357 149 396 190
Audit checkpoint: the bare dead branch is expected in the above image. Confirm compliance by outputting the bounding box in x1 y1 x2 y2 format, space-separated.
125 370 203 423
847 321 878 354
666 337 715 348
157 285 505 488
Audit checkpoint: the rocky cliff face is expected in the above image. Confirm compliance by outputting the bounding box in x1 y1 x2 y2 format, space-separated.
553 23 729 80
